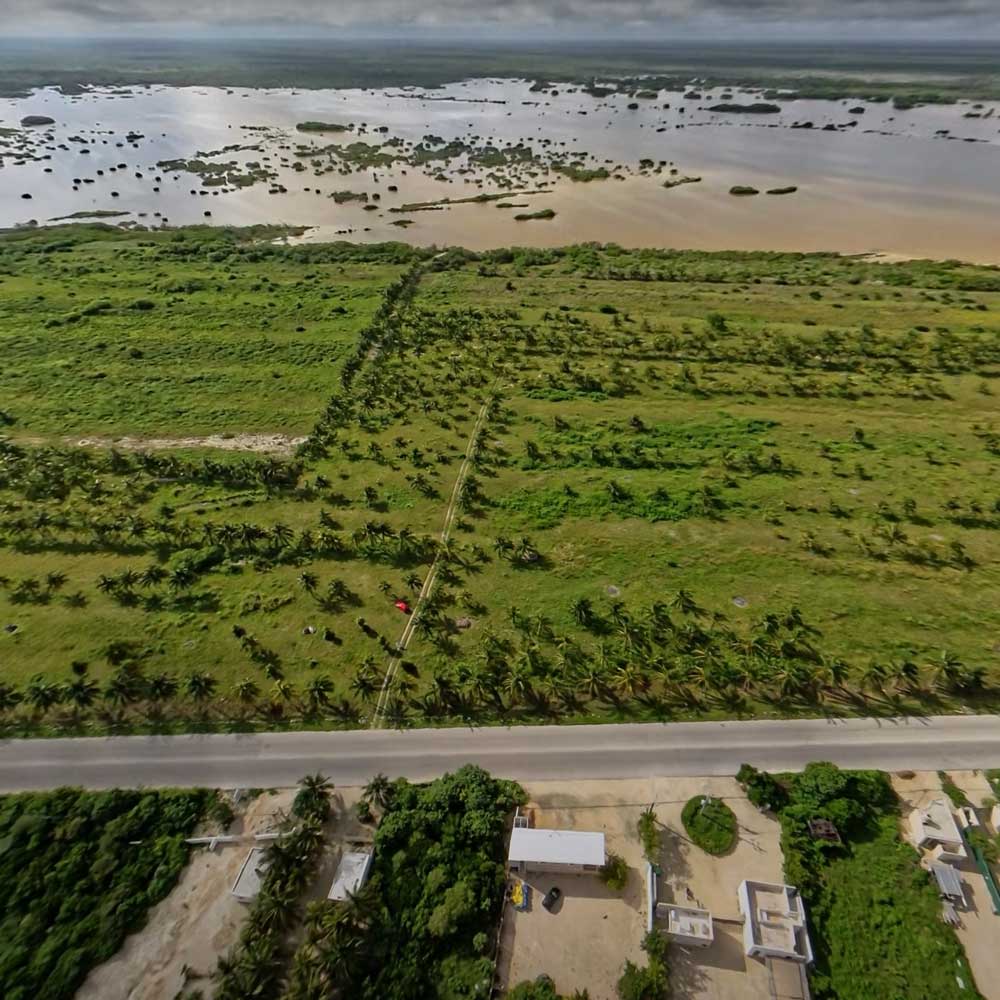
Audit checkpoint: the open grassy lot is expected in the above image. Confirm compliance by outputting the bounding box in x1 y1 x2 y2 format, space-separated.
0 225 413 438
1 229 999 733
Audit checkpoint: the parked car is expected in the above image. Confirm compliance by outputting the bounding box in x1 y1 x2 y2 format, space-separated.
541 886 562 911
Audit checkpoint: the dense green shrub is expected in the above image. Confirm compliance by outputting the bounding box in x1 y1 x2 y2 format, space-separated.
616 931 668 1000
637 807 660 862
283 765 523 1000
736 763 788 811
600 852 629 891
774 762 978 1000
681 796 738 855
0 787 208 1000
509 974 590 999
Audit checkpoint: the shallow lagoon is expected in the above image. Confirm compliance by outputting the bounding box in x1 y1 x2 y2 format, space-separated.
2 77 999 260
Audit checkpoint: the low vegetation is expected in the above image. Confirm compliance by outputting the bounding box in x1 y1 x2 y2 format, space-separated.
2 229 1000 736
616 931 669 1000
600 852 630 890
681 795 738 854
0 786 210 1000
774 762 979 1000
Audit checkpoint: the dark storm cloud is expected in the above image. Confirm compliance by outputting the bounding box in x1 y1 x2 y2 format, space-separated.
3 0 998 34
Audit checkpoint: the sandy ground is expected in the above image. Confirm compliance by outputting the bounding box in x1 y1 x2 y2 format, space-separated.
497 778 649 1000
76 785 369 1000
652 777 799 1000
892 770 1000 1000
497 776 794 1000
72 433 307 455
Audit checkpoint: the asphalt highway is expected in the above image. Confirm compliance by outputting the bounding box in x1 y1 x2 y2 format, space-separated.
2 714 997 790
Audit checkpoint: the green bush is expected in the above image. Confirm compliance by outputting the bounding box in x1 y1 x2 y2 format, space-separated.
938 771 970 808
736 763 789 811
509 976 589 1000
600 852 629 891
616 932 668 1000
637 807 660 862
681 796 738 855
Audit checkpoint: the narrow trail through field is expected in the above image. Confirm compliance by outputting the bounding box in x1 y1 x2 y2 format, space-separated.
371 392 493 727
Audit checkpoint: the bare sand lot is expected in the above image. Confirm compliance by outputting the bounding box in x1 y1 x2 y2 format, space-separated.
497 776 795 1000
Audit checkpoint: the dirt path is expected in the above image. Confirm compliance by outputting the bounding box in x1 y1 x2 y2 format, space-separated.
72 433 307 455
371 392 493 727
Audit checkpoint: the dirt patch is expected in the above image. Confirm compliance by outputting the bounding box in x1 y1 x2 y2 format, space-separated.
72 433 307 455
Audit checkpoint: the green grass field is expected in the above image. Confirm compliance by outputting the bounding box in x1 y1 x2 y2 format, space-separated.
1 227 999 733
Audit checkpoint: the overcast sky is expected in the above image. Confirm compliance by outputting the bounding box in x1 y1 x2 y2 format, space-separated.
2 0 998 39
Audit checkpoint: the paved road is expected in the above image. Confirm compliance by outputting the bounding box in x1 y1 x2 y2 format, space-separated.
1 715 998 791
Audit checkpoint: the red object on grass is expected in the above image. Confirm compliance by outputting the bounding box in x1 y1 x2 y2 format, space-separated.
394 600 412 614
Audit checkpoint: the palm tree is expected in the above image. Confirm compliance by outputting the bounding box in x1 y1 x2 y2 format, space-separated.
349 665 379 702
103 672 140 716
670 589 703 617
305 675 335 714
26 675 63 717
298 571 319 596
294 773 333 822
859 660 888 696
65 676 100 717
186 671 218 708
493 535 514 560
140 564 168 588
571 597 595 627
270 522 294 548
272 679 297 704
364 772 394 809
146 672 179 710
233 678 260 707
0 682 23 716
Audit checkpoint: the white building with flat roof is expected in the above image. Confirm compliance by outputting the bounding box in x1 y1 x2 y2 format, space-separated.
658 903 714 948
231 847 270 903
909 798 967 863
328 850 374 901
738 880 813 964
508 827 605 875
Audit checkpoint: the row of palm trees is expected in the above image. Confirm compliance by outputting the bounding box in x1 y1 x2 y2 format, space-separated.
213 774 333 1000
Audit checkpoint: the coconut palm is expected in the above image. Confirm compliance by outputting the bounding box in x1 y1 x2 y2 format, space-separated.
186 671 218 707
364 772 394 809
305 675 335 714
0 682 22 716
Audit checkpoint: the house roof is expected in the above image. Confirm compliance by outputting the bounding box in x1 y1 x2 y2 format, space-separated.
665 904 714 941
231 847 270 900
929 862 964 899
914 798 964 847
328 850 374 901
739 880 813 962
508 827 606 867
